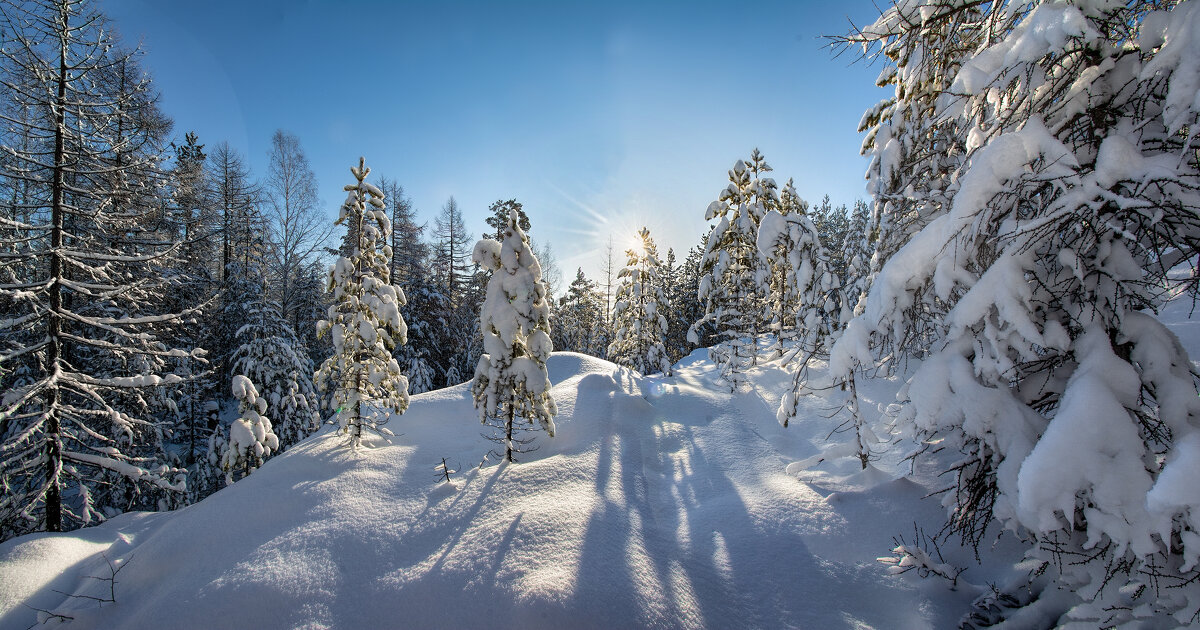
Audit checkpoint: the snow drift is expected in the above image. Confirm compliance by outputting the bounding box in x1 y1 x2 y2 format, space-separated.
2 351 1015 629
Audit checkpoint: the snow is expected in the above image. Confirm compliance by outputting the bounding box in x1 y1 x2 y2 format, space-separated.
4 276 1199 627
0 350 1018 629
1016 326 1156 556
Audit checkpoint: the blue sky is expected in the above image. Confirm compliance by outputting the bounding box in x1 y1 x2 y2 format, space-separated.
104 0 888 285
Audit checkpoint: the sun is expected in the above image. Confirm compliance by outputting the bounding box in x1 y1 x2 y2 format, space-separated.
621 230 647 258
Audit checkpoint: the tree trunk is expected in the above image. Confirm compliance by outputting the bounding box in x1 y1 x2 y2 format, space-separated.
44 0 70 533
505 404 514 463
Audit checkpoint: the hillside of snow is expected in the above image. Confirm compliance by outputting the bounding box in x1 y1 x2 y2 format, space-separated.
0 350 1044 629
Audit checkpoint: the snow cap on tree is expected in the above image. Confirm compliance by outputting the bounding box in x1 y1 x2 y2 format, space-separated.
220 375 280 484
471 209 557 462
316 158 410 448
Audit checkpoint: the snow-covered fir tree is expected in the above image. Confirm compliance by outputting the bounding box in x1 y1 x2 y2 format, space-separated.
672 242 711 356
394 280 448 394
690 149 776 390
608 228 672 376
757 180 838 361
834 1 1200 624
552 268 607 358
843 0 983 311
231 280 320 450
659 248 686 364
471 209 557 463
840 199 872 318
0 0 192 536
216 375 279 485
163 132 221 473
316 158 409 448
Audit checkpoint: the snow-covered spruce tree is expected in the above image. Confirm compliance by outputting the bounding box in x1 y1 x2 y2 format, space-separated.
216 375 279 485
552 268 606 357
758 180 840 362
315 158 409 448
394 279 448 394
659 248 689 364
839 0 992 359
163 132 222 474
232 281 320 450
471 209 556 463
833 1 1200 624
673 242 711 355
0 0 194 536
765 183 858 436
608 228 672 376
690 149 777 390
840 199 873 318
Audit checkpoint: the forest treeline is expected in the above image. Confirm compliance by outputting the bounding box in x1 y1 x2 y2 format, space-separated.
0 0 870 537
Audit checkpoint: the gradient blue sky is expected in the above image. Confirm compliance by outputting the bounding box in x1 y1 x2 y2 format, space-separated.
103 0 888 285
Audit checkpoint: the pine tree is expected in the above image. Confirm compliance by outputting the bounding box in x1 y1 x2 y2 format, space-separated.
808 195 851 282
551 268 606 357
315 158 409 448
0 0 191 535
757 181 837 365
165 132 220 473
840 199 872 318
659 248 689 364
471 209 556 463
672 242 710 357
608 228 672 376
483 198 530 240
394 280 449 394
690 148 776 390
836 1 1200 623
231 280 320 451
839 0 984 306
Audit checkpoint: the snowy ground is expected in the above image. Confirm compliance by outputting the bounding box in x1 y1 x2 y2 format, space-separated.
25 276 1200 630
0 344 1037 630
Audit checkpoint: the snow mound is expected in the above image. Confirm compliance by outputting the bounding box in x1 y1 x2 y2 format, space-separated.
1 352 1014 629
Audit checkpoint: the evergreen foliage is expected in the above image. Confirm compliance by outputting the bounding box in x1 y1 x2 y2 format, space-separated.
608 228 672 376
552 268 607 358
691 149 776 390
471 210 556 463
834 1 1200 623
316 158 409 448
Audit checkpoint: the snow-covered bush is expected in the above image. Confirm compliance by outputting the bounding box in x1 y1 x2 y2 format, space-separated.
836 0 1200 624
218 376 279 484
471 209 557 463
316 158 409 448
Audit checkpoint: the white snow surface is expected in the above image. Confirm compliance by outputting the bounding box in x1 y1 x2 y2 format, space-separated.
0 348 1067 629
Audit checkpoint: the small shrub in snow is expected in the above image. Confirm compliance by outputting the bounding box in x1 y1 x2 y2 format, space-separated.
219 376 279 484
